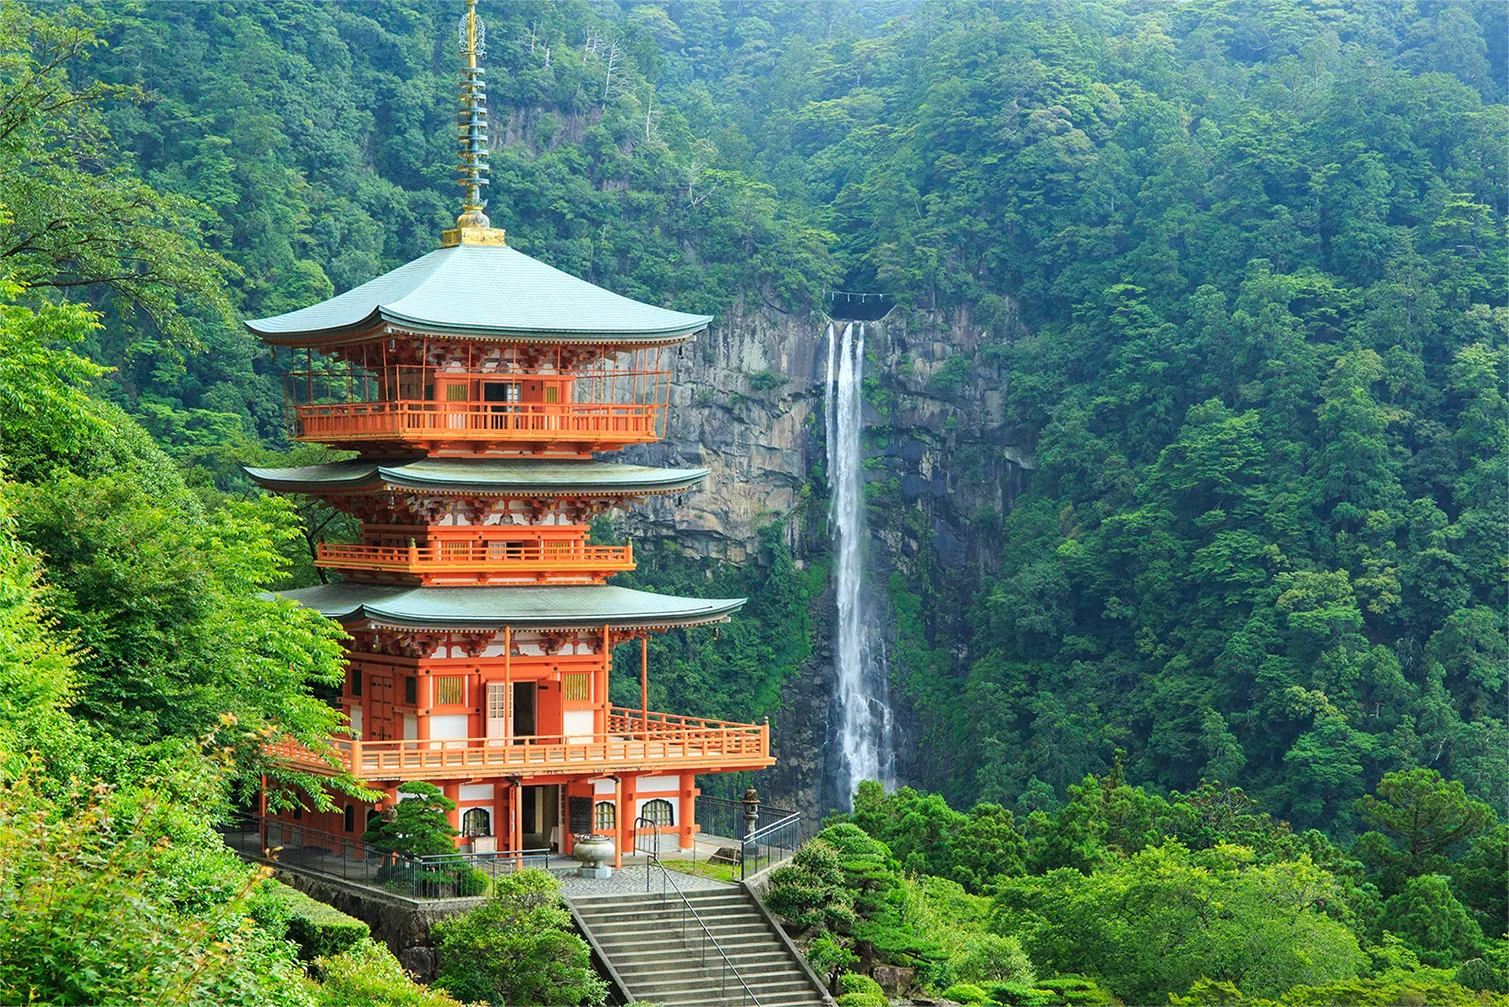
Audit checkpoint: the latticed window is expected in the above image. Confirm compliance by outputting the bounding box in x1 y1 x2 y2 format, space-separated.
435 676 464 706
404 676 417 705
563 673 591 701
351 669 362 697
641 798 674 827
594 801 616 831
461 807 491 838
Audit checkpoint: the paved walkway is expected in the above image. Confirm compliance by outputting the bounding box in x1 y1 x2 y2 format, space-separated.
558 862 732 897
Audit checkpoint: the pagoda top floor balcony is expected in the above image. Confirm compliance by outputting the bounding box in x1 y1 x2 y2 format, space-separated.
283 349 673 455
316 538 634 586
267 707 773 782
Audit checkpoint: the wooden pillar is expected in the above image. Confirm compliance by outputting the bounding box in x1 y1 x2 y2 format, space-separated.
442 782 461 846
595 626 610 737
679 772 697 850
510 781 523 867
613 776 624 868
503 626 512 741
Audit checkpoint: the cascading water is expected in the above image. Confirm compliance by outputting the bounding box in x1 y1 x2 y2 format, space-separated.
825 321 895 807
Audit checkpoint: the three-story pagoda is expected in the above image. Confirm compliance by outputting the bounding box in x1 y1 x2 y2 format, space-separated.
247 1 770 863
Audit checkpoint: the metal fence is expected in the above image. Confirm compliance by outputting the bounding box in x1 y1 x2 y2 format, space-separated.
223 816 549 900
692 795 802 880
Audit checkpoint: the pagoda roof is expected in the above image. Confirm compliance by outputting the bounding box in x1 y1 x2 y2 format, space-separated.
243 458 709 496
274 583 745 631
244 244 711 347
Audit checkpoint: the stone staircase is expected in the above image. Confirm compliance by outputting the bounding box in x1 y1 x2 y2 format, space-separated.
569 886 830 1007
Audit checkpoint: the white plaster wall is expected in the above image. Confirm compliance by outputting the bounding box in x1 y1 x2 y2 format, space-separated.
429 714 468 741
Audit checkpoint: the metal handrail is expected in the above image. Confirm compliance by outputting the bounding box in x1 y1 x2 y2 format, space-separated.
635 816 762 1007
739 809 803 880
746 810 802 844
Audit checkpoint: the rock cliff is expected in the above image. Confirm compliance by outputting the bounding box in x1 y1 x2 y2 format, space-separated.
620 301 1033 820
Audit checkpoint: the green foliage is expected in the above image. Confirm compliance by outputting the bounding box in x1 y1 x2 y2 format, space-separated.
362 781 458 858
839 972 887 998
1356 769 1495 861
940 982 990 1004
992 842 1366 1003
749 369 787 392
311 939 462 1007
766 837 856 933
248 881 369 962
848 781 1026 892
1381 875 1487 968
431 869 606 1007
0 773 315 1007
836 994 888 1007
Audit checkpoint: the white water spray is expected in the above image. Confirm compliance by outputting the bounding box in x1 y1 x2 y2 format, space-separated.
826 321 894 807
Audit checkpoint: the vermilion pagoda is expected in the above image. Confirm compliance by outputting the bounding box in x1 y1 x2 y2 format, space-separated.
247 1 769 863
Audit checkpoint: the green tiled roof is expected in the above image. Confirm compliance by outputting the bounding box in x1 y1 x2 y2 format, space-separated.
243 458 710 496
245 244 711 345
275 583 745 630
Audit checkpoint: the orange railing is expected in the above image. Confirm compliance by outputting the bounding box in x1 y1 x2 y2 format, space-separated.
316 540 634 577
293 400 665 445
267 714 771 781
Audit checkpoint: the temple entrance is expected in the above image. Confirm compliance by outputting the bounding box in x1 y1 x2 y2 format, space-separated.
522 785 559 850
512 681 536 737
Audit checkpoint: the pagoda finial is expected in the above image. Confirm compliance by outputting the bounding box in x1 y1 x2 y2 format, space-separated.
442 0 506 247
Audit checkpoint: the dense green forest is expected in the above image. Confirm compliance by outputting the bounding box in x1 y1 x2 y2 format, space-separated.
0 0 1505 1002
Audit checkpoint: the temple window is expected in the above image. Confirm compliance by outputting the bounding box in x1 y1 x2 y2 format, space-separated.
461 808 491 837
594 801 616 832
435 676 464 705
641 798 674 827
563 673 591 701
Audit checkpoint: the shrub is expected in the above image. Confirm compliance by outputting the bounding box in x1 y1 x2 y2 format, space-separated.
1033 975 1120 1006
765 839 856 932
840 972 887 998
941 982 990 1003
313 938 462 1006
250 881 369 961
837 994 889 1007
455 866 491 897
433 869 606 1006
949 932 1035 987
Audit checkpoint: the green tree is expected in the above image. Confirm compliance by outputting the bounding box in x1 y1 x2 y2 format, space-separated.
361 781 457 858
1382 875 1487 968
432 869 607 1006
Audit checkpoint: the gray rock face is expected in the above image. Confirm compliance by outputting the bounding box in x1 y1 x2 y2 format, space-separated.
622 301 1031 819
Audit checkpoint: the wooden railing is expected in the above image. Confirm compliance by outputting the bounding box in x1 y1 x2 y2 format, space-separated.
267 714 771 781
316 540 634 577
292 400 664 444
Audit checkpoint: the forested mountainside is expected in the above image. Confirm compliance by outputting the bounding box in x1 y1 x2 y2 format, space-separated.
0 0 1506 1003
27 0 1505 831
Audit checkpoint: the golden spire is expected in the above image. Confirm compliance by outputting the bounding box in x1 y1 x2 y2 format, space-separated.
442 0 506 247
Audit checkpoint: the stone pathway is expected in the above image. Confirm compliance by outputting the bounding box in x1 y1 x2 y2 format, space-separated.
557 862 732 897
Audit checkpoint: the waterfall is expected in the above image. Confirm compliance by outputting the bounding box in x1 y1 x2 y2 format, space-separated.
826 321 895 808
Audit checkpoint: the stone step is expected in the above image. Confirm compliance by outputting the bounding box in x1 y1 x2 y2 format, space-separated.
568 886 828 1007
588 918 772 939
575 904 759 925
615 949 796 970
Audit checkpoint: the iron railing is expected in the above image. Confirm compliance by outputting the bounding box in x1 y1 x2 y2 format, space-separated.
224 815 549 900
635 817 761 1007
691 794 802 880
